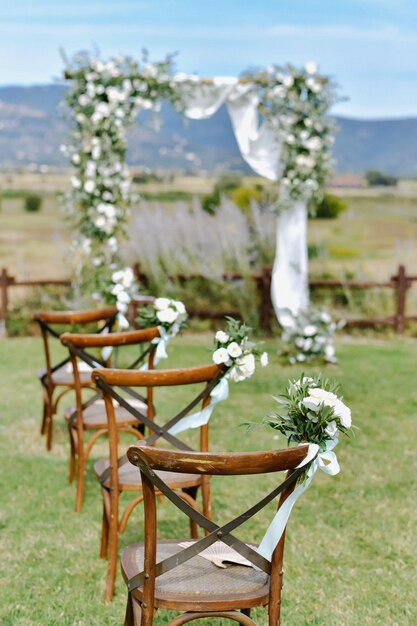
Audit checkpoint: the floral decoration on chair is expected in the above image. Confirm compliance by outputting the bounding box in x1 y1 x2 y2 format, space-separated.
281 308 343 364
212 317 268 382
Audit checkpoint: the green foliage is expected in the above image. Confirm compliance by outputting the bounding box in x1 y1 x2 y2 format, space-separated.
365 170 398 186
310 193 347 219
201 173 242 214
231 186 262 211
5 286 71 336
24 193 42 213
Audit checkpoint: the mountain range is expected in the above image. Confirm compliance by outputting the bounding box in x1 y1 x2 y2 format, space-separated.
0 84 416 176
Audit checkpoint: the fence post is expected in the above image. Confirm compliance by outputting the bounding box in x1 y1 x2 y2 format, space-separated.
393 264 408 334
0 268 11 338
258 267 273 333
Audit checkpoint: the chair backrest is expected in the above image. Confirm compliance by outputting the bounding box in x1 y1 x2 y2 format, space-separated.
60 327 162 434
125 443 312 612
91 364 226 489
34 306 118 388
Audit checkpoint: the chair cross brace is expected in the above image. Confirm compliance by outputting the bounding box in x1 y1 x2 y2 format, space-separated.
95 370 226 484
128 462 307 592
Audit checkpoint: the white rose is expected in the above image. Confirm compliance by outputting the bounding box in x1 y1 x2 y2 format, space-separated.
84 180 95 194
213 347 231 365
229 353 256 382
320 312 332 324
325 420 338 437
306 77 321 93
112 270 123 282
173 300 186 314
227 342 242 358
111 284 124 295
154 297 171 311
71 153 81 165
78 94 90 106
325 344 336 359
296 353 306 362
71 176 81 189
303 325 318 337
215 330 229 343
282 75 294 88
157 308 178 324
305 61 318 74
333 399 352 428
260 352 269 367
121 268 134 288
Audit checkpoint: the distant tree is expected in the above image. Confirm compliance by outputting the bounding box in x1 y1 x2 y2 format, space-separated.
201 173 243 214
365 170 398 187
24 194 42 212
310 193 347 219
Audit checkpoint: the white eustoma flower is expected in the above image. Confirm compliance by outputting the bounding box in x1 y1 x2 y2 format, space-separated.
215 330 229 343
282 75 294 88
325 420 338 437
333 399 352 428
260 352 269 367
213 347 230 365
157 308 178 324
121 268 134 288
227 342 242 358
308 387 338 407
325 344 336 359
71 176 81 189
155 297 170 311
78 94 90 107
111 283 124 295
71 153 81 165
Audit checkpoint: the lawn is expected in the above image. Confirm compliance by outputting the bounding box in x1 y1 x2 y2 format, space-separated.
1 333 417 625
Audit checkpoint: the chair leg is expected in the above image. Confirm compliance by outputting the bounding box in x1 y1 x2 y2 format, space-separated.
68 426 76 484
74 447 85 513
40 398 48 435
104 503 119 602
100 501 109 559
201 476 211 536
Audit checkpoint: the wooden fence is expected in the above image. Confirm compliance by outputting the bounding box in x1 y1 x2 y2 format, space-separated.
0 264 415 336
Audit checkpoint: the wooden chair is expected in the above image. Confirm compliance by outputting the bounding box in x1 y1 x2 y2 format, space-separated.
121 443 313 626
60 327 161 513
33 306 118 450
92 364 226 602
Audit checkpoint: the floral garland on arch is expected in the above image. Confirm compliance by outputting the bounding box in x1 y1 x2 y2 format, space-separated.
245 62 338 212
62 51 183 309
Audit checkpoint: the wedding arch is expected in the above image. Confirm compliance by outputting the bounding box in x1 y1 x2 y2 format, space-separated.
62 51 337 329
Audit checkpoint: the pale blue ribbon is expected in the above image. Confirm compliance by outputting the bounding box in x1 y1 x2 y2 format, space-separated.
101 312 130 361
167 377 229 436
257 438 340 561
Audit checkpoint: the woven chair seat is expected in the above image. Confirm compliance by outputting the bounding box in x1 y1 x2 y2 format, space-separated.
94 459 202 491
38 364 94 386
121 541 269 605
64 398 148 428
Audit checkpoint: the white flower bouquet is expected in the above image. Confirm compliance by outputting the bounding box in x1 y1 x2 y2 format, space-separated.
281 308 343 364
263 374 352 449
212 317 268 382
136 297 188 338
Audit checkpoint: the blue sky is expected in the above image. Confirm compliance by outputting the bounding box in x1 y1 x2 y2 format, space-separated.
1 0 417 118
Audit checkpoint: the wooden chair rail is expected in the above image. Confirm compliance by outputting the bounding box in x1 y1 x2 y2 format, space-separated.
61 326 159 348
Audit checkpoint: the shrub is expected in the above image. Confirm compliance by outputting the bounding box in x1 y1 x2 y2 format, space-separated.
365 170 398 186
231 186 263 211
24 194 42 212
202 173 242 214
311 193 347 219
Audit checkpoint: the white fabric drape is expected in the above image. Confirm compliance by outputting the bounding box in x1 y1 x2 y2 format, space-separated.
271 198 309 327
178 76 309 325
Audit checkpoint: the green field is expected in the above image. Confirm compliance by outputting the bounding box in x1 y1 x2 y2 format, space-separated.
1 333 417 625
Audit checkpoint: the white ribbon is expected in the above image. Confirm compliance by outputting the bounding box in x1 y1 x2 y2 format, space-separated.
101 312 130 361
140 325 170 371
167 377 229 436
257 439 339 562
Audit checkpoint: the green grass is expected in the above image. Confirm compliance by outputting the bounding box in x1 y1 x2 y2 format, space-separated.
1 333 417 625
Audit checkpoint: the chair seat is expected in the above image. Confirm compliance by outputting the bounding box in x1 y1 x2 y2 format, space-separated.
64 398 148 428
38 363 94 386
94 459 202 491
121 541 269 608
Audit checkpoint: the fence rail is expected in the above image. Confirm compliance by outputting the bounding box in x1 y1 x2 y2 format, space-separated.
0 264 414 336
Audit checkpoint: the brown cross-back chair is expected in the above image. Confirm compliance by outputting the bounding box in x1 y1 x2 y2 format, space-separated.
60 327 161 512
92 364 226 602
122 443 314 626
33 306 118 450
